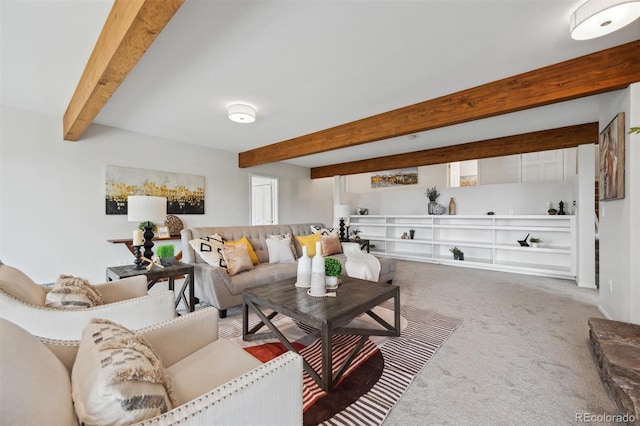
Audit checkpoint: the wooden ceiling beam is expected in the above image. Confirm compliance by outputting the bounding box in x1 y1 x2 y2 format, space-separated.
63 0 184 141
310 122 599 179
239 40 640 168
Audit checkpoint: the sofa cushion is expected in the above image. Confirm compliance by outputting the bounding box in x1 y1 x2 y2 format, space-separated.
295 233 322 257
188 234 226 268
0 263 46 306
72 319 175 425
226 236 260 265
167 338 262 405
222 244 254 276
0 318 79 426
45 274 104 309
266 238 295 264
321 235 342 256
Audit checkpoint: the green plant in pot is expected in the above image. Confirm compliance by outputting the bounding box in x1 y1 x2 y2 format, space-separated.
529 237 542 248
450 246 464 261
156 244 175 266
351 228 361 241
324 258 342 289
425 186 441 214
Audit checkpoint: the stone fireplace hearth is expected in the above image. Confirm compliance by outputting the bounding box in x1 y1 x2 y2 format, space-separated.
588 317 640 424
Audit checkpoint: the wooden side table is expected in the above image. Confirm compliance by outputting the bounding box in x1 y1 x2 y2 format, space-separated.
106 261 195 313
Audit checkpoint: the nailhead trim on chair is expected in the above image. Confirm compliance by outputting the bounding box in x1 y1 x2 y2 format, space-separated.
133 352 301 425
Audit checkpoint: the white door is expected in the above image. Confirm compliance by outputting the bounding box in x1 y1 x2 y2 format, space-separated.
448 162 460 187
251 175 278 225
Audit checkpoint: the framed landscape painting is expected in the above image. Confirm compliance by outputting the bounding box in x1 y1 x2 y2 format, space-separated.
599 113 625 201
371 168 418 188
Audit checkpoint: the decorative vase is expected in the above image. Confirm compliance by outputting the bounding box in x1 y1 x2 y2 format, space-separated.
326 276 338 289
449 197 456 215
409 230 415 239
296 245 312 288
433 203 446 215
160 256 175 266
428 201 437 214
310 242 326 296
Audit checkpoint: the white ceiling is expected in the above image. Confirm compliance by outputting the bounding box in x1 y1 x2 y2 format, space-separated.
1 0 639 169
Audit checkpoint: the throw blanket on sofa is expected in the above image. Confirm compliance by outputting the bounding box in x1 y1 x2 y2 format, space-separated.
342 243 381 282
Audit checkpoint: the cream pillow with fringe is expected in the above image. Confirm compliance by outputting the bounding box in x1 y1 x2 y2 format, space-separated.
72 319 176 426
45 275 104 309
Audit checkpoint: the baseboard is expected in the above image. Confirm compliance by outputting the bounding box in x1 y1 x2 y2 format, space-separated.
597 304 612 319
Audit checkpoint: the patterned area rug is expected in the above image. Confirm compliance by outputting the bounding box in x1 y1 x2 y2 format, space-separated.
218 302 462 425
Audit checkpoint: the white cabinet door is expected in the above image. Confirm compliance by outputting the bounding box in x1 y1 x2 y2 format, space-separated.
521 150 564 182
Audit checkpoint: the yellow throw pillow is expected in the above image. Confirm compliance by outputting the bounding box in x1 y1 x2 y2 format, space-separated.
225 236 260 265
295 233 322 257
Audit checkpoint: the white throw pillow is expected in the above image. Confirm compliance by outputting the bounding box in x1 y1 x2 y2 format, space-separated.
310 225 338 236
72 319 175 425
266 238 296 264
268 232 298 259
188 234 226 268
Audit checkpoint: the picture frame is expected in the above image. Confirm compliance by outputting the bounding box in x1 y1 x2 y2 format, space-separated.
599 112 625 201
156 225 171 239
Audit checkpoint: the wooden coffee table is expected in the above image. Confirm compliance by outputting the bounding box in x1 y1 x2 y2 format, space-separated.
242 276 400 392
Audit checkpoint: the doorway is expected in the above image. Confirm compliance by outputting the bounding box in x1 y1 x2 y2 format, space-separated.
251 174 278 225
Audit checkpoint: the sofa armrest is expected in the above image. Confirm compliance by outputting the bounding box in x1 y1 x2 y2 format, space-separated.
137 351 303 426
138 307 219 367
93 275 148 303
0 290 176 340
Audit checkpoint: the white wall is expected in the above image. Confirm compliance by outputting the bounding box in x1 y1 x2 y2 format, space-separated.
576 144 596 289
0 106 332 282
344 164 575 216
597 85 638 323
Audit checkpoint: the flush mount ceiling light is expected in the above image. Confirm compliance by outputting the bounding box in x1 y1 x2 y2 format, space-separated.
570 0 640 40
228 103 256 123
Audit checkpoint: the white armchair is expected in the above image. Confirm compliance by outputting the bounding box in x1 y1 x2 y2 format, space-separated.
0 307 303 426
0 261 176 340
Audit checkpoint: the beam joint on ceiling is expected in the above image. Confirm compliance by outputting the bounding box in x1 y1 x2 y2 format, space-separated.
239 40 640 169
63 0 184 141
310 122 599 179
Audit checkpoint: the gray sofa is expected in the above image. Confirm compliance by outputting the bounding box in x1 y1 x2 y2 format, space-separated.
181 223 396 317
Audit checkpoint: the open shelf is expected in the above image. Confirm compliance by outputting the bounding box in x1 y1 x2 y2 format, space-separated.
350 214 576 279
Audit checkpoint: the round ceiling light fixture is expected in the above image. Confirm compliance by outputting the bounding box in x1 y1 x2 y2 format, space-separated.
570 0 640 40
228 103 256 123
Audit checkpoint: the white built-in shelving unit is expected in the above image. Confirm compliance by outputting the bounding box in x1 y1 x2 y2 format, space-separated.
349 215 576 279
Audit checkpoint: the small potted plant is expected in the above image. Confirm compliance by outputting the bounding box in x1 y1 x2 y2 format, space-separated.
450 246 464 261
351 228 362 241
425 186 442 214
156 244 175 266
324 258 342 288
529 237 542 248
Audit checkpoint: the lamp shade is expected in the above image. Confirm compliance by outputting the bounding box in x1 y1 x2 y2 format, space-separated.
570 0 640 40
127 196 167 223
333 204 351 227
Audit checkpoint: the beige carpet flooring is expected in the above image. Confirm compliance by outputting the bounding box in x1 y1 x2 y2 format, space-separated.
383 261 618 426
